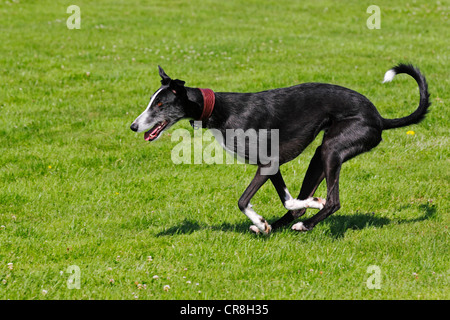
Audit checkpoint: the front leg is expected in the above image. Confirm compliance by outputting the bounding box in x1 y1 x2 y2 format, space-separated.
238 167 272 235
270 146 326 231
244 204 272 235
269 171 325 211
284 196 326 210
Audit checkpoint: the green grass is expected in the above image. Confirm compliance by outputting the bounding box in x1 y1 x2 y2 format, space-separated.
0 0 449 300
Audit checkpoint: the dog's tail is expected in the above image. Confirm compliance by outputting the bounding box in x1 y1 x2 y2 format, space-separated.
381 63 430 130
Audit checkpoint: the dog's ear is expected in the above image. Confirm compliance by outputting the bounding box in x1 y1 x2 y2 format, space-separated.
169 79 186 96
158 66 186 96
158 65 171 85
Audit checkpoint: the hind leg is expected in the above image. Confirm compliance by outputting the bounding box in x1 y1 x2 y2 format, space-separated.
292 121 382 231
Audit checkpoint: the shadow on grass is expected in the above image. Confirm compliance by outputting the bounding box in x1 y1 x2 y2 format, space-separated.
156 203 437 238
397 203 438 223
322 213 390 239
156 219 251 236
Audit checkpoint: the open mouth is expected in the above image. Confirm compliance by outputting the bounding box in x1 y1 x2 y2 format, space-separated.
144 120 168 141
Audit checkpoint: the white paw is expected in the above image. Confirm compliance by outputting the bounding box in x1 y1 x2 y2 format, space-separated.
285 197 326 210
249 221 272 235
284 198 306 210
305 197 326 210
249 225 260 234
292 222 310 232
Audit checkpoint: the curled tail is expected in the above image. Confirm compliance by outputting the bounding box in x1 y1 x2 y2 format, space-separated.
381 63 430 130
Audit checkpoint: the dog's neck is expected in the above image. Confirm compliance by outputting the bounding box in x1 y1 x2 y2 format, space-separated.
198 88 215 121
185 87 227 129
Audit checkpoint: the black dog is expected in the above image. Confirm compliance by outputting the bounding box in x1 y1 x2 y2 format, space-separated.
130 64 430 235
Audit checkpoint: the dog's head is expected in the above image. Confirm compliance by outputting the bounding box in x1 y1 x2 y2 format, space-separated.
130 66 190 141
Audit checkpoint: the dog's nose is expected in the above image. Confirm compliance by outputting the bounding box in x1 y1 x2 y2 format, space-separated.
130 122 139 132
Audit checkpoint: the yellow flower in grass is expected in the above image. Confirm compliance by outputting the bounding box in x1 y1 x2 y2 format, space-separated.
406 130 415 135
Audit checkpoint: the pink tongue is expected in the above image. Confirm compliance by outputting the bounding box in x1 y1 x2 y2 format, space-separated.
144 124 162 141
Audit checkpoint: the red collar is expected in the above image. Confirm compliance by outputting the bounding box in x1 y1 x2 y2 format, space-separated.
198 88 215 121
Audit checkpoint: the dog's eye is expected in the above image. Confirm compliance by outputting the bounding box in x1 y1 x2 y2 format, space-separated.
157 102 163 107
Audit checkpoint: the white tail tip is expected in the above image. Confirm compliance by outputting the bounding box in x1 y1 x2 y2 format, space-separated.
383 69 396 83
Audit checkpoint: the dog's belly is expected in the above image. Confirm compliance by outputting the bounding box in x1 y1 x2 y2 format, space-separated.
212 127 318 166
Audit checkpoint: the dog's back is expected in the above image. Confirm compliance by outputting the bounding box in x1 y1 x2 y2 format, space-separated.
212 82 382 164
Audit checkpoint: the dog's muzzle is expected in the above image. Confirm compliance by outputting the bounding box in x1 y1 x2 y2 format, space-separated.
130 122 139 132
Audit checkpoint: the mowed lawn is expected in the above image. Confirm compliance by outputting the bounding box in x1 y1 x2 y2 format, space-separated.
0 0 448 300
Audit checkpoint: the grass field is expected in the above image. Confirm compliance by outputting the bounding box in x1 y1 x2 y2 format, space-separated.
0 0 448 300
